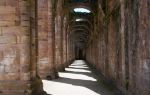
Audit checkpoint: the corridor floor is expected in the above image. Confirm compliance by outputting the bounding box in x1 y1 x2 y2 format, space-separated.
42 60 116 95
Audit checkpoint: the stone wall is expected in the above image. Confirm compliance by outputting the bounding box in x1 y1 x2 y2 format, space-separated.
37 0 75 78
54 0 64 71
124 0 150 94
54 0 75 71
0 0 31 94
37 0 57 79
0 0 148 95
86 0 150 95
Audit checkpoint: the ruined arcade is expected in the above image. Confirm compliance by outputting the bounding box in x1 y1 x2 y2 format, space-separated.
0 0 149 95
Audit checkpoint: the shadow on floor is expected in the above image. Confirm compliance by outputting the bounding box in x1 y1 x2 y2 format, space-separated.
43 60 119 95
67 66 90 70
53 77 114 95
63 70 97 79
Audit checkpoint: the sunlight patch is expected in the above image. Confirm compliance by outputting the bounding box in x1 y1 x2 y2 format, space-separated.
76 18 83 21
74 8 91 13
42 60 104 95
59 72 97 81
42 80 100 95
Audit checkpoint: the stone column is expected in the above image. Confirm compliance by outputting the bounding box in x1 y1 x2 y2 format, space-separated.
54 0 65 71
47 0 59 79
0 0 31 94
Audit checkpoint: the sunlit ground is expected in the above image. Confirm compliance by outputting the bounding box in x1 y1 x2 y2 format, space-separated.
43 60 115 95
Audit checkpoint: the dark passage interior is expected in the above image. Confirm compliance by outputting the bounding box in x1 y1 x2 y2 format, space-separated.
0 0 149 95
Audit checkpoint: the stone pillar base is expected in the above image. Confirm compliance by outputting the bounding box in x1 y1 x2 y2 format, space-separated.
56 64 65 72
46 70 59 80
31 77 47 95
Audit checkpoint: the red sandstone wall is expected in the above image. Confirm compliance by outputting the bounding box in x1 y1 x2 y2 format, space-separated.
54 0 64 71
62 16 68 66
37 0 50 78
0 0 31 94
37 0 59 79
0 0 75 94
37 0 73 78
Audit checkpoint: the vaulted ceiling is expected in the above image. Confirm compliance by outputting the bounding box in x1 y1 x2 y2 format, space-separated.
65 0 97 49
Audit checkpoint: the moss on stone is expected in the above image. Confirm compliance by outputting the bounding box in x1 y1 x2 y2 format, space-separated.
97 79 115 91
124 79 129 90
31 76 46 95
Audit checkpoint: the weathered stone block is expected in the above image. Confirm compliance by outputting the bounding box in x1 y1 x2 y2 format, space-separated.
38 41 48 57
0 51 3 60
2 26 20 36
3 46 18 58
0 65 4 73
20 64 30 73
0 73 4 80
19 43 29 51
0 21 15 27
0 36 17 44
2 57 17 65
21 27 30 35
21 15 30 21
5 64 19 73
4 73 19 80
0 0 5 6
20 72 30 81
38 58 49 64
0 14 17 21
0 6 16 14
21 21 30 27
17 35 30 43
5 0 18 7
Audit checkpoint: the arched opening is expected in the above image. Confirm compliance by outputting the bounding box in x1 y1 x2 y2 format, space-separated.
67 5 94 60
73 8 91 13
1 0 149 95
